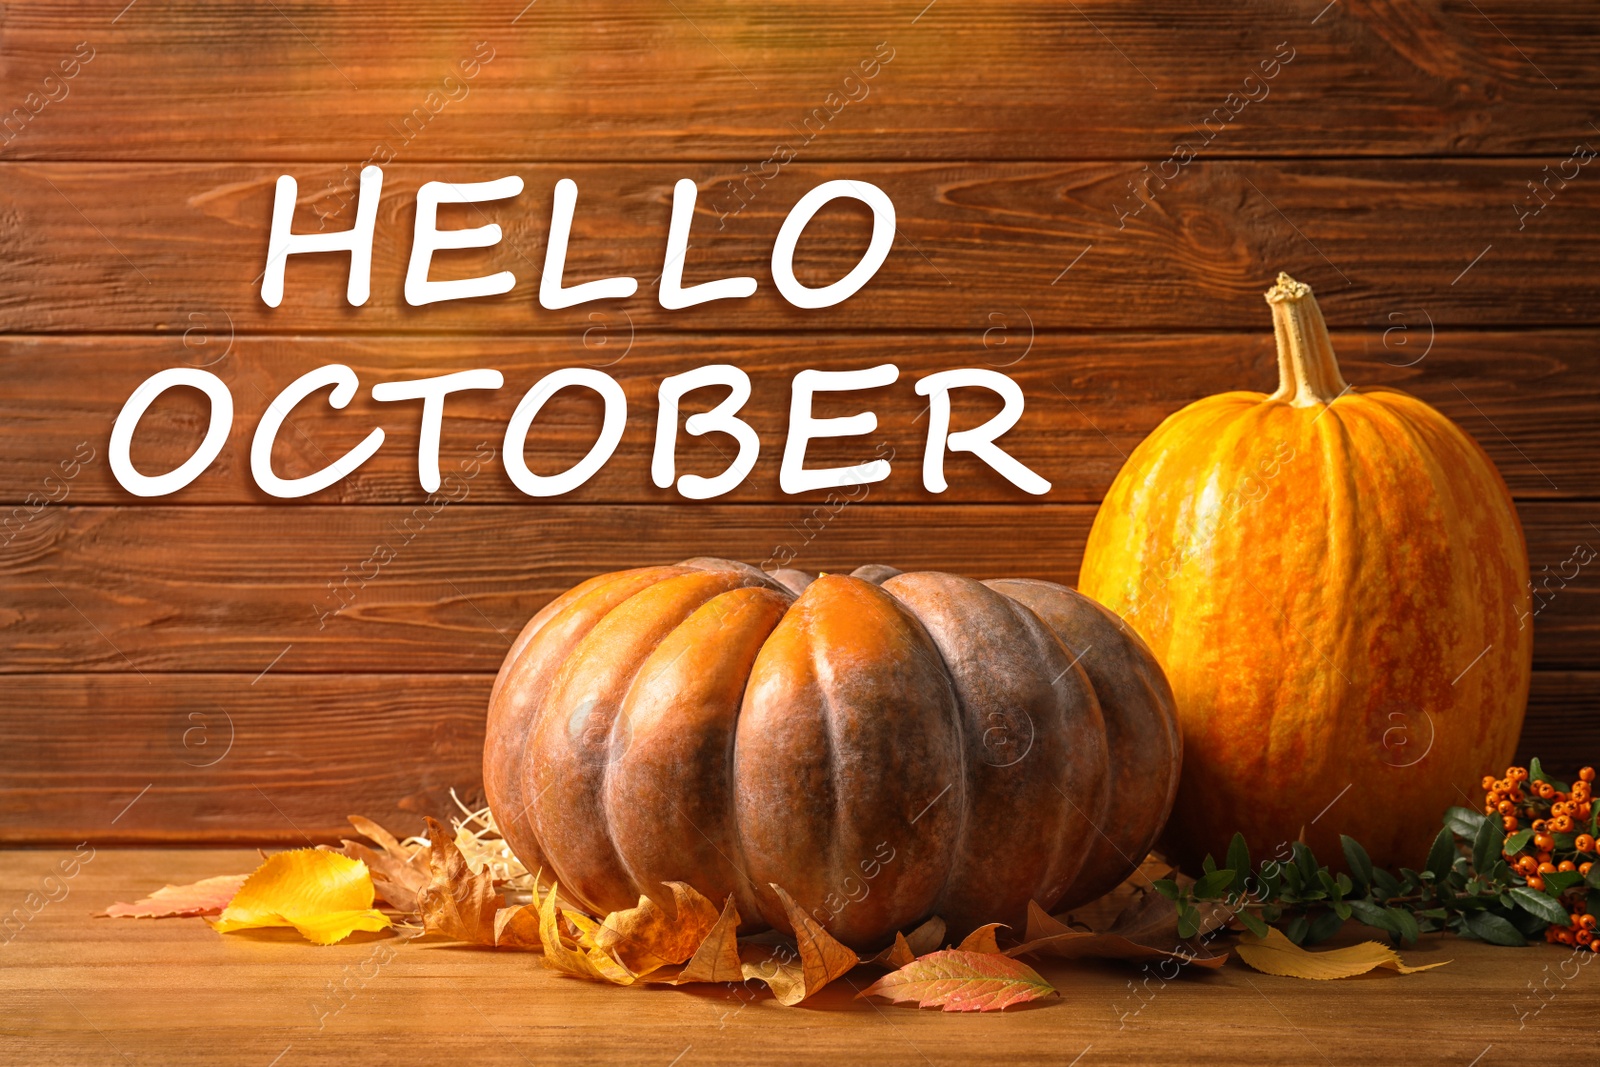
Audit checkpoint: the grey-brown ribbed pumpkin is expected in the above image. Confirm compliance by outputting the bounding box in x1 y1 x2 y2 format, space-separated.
484 558 1179 949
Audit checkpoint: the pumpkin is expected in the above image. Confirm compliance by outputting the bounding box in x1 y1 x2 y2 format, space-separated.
484 558 1179 949
1078 273 1532 873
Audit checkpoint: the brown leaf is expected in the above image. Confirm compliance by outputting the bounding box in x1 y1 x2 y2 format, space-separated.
957 923 1006 954
1010 893 1228 969
104 873 249 918
860 949 1058 1012
738 885 859 1005
592 882 721 977
415 816 499 945
340 815 430 913
493 903 542 950
1059 854 1175 932
538 880 635 985
1236 927 1449 979
905 915 946 956
662 895 744 984
869 932 917 969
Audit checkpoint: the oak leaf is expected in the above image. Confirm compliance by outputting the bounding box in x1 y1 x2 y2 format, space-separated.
738 885 859 1005
1008 892 1228 969
859 949 1057 1012
340 815 429 913
210 850 391 945
104 873 248 918
416 816 499 945
1235 926 1450 980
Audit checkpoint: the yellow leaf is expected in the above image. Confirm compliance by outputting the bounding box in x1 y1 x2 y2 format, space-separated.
537 881 635 985
210 849 391 946
1235 926 1450 980
563 909 605 950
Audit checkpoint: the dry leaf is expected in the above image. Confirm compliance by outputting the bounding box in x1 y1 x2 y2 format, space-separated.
1235 926 1450 980
340 815 428 913
869 932 917 969
860 950 1058 1012
537 881 636 985
210 850 391 945
416 815 499 945
564 908 605 949
1009 893 1227 969
906 916 946 955
659 895 744 984
957 923 1006 954
1060 854 1176 932
493 903 542 950
595 882 721 976
738 885 859 1005
104 873 248 918
871 915 949 968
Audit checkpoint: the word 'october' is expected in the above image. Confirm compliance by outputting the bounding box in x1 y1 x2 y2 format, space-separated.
108 168 1050 500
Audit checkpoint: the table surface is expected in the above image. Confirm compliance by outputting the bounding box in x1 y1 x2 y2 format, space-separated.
3 848 1596 1066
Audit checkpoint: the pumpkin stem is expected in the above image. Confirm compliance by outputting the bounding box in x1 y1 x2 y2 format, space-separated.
1264 272 1350 407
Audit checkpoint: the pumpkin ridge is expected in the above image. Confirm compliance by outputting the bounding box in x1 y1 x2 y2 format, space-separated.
485 565 693 878
530 568 753 913
605 581 791 924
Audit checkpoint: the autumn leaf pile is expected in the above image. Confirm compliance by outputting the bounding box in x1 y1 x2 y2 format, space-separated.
109 770 1600 1009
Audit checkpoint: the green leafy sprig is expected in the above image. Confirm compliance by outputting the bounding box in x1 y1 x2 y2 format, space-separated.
1154 758 1600 949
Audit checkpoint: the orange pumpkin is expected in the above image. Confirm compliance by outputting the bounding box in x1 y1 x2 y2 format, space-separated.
1078 273 1532 872
484 558 1179 949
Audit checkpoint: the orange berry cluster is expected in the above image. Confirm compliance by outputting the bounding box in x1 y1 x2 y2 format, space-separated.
1489 765 1597 949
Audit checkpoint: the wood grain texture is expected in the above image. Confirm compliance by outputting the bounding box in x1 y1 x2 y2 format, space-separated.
1 2 1594 161
1 0 1596 853
1 161 1597 334
1 848 1595 1065
0 330 1593 506
0 503 1594 674
0 675 485 845
1 673 1592 845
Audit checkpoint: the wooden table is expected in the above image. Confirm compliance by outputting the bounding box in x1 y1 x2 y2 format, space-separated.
3 848 1595 1065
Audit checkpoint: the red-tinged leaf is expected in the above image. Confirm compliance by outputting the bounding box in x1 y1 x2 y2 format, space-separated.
859 950 1058 1012
103 873 249 918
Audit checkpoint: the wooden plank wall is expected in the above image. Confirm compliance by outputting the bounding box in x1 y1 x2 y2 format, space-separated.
1 1 1596 842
